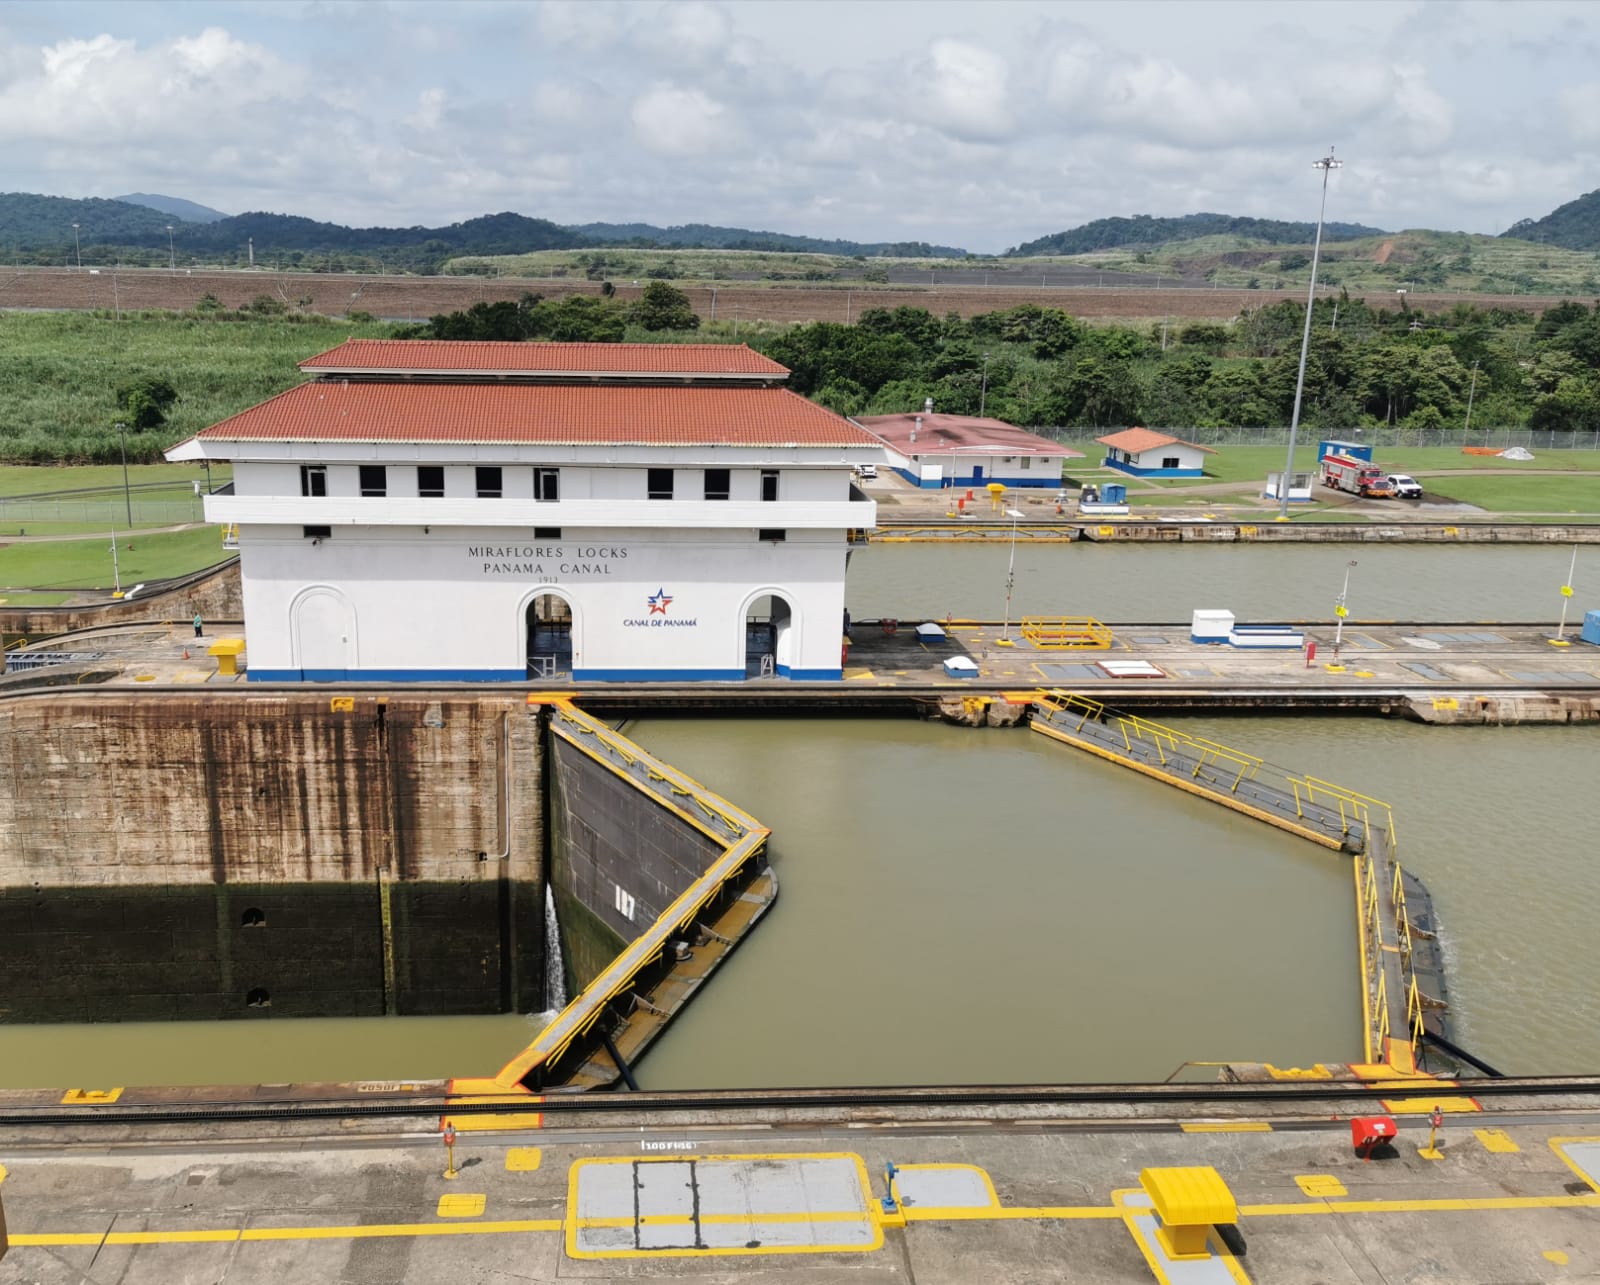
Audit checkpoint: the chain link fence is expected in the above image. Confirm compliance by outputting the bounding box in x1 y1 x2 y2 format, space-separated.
1039 426 1600 451
0 498 207 525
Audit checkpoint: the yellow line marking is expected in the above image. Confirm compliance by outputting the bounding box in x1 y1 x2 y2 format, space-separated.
1550 1136 1600 1193
1474 1128 1521 1154
60 1087 123 1105
1114 1189 1253 1285
436 1193 486 1218
1180 1122 1273 1133
564 1151 883 1261
1241 1193 1600 1216
1380 1096 1480 1114
506 1147 542 1171
893 1162 1001 1208
1295 1175 1347 1198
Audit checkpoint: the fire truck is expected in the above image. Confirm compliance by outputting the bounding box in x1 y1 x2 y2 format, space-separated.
1321 453 1394 498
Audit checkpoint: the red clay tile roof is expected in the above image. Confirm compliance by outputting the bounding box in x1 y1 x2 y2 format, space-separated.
196 381 879 447
299 339 789 378
856 413 1082 457
1095 427 1216 454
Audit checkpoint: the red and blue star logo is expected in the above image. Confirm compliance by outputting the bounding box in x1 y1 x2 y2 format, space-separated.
647 587 673 615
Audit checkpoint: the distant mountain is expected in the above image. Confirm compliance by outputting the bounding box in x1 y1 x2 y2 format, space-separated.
0 192 181 250
1006 212 1388 257
114 192 229 223
154 210 586 258
1503 189 1600 250
570 221 967 258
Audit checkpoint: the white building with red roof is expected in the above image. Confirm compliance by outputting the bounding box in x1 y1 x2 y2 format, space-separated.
855 410 1082 489
1095 428 1216 479
167 340 883 683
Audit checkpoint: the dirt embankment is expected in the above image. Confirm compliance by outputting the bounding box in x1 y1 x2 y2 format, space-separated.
0 265 1554 325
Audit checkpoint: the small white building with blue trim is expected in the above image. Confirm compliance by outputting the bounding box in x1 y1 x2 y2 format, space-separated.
166 339 882 684
1097 428 1215 479
855 412 1081 489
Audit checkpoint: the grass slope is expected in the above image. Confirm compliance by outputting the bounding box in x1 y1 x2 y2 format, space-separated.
0 311 393 463
0 525 229 595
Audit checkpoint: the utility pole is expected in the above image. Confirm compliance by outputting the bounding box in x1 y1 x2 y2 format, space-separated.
1277 147 1343 521
1464 360 1480 439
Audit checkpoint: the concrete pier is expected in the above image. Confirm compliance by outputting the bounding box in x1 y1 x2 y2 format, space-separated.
3 1081 1599 1283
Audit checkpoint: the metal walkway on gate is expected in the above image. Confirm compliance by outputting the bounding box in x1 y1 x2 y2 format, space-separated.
1023 690 1445 1067
1029 690 1369 852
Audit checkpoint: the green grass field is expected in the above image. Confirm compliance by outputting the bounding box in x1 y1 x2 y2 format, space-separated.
1423 474 1600 514
0 526 230 596
0 311 392 463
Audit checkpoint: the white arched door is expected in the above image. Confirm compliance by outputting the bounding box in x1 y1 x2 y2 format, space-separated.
291 588 356 680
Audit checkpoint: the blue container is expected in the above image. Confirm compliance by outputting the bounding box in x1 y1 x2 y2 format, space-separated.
1318 439 1372 462
1100 482 1127 503
1581 609 1600 646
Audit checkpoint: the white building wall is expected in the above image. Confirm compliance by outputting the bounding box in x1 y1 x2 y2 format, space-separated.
237 524 849 682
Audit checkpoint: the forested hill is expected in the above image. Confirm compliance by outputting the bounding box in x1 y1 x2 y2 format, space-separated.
1503 189 1600 250
113 192 229 223
1008 212 1388 257
570 221 966 257
148 210 586 259
0 192 179 244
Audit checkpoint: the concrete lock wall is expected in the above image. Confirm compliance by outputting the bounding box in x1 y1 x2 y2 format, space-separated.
0 692 544 1022
547 734 726 993
0 561 243 644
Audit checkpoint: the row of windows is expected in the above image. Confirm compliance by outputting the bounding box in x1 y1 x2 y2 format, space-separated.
301 465 782 502
301 524 788 542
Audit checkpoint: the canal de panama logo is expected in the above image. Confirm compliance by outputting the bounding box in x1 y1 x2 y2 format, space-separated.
625 588 695 628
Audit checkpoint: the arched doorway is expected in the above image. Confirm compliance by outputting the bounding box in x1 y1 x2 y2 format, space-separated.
290 586 356 680
525 592 573 679
744 592 795 679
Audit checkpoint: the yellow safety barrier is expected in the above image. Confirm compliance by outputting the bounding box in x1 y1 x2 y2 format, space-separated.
1019 616 1113 650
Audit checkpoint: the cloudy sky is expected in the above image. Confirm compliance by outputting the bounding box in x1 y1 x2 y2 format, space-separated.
2 0 1596 252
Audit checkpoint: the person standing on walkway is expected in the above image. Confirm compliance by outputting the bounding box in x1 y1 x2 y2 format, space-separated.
193 613 203 638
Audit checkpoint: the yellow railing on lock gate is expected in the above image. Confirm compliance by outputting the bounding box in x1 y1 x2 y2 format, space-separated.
1037 690 1266 797
1019 617 1114 650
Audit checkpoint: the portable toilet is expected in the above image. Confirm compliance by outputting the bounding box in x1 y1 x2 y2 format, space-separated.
1100 482 1127 504
1318 438 1372 463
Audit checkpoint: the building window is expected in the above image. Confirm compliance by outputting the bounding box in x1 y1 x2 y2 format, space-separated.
1020 455 1033 470
476 466 503 498
704 468 731 501
757 528 786 542
300 465 327 498
1162 456 1180 470
647 468 674 500
418 465 445 498
359 464 386 497
534 467 560 502
534 526 561 539
303 525 331 540
761 469 779 502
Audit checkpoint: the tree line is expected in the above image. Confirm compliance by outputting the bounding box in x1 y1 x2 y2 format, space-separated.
755 296 1600 433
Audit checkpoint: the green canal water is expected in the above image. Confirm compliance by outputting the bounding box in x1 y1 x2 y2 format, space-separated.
846 540 1597 622
0 543 1595 1089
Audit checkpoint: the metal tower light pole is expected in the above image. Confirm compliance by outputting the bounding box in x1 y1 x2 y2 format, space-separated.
998 508 1024 645
1277 147 1343 521
71 222 81 270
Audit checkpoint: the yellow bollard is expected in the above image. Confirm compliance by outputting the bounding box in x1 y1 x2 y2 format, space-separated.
443 1123 460 1179
1418 1106 1445 1161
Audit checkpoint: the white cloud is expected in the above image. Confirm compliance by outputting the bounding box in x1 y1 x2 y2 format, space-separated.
911 39 1015 143
0 2 1594 248
629 85 737 157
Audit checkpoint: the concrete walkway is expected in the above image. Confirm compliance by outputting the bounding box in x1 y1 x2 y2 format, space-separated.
3 1091 1599 1283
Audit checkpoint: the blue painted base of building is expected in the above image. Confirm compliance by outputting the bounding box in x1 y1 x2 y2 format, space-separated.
249 666 844 683
890 467 1061 490
1101 458 1204 479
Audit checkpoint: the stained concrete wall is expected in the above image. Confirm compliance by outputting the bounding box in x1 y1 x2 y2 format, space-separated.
0 691 544 1021
547 734 725 991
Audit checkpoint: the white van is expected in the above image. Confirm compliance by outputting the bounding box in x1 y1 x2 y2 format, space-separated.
854 464 878 481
